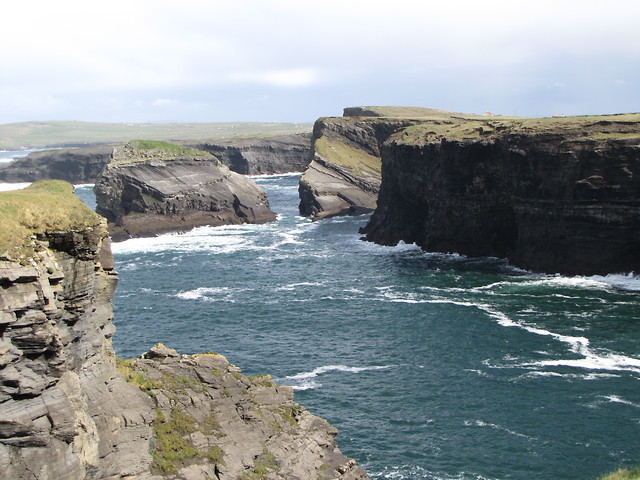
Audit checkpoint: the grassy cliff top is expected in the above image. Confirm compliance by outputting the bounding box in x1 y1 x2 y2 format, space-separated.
382 110 640 144
111 140 218 165
0 120 312 150
0 180 101 260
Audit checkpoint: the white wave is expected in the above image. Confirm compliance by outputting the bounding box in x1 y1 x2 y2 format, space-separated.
0 182 31 191
475 273 640 293
276 282 324 291
282 364 393 390
590 272 640 292
602 395 640 408
527 351 640 374
464 419 537 440
373 464 491 480
249 172 301 179
176 286 245 303
73 183 95 189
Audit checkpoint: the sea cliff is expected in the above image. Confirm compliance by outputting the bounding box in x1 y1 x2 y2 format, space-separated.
0 181 369 479
94 141 276 241
298 115 415 219
358 108 640 275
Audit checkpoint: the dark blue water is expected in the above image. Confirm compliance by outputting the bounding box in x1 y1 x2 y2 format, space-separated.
73 177 640 480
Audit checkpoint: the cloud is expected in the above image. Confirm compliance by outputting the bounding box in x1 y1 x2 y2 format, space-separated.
229 69 320 88
2 0 639 122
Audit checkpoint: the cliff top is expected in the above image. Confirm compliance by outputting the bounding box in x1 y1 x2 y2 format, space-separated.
0 180 101 260
341 106 640 144
111 139 218 165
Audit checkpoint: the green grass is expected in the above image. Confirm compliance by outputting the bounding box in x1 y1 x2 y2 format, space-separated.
598 467 640 480
0 180 101 261
0 120 312 149
152 408 199 473
314 137 381 176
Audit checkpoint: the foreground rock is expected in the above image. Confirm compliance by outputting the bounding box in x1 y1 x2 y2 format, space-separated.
299 113 418 220
95 141 276 241
188 133 311 174
0 145 112 184
119 344 369 480
0 182 369 479
359 108 640 275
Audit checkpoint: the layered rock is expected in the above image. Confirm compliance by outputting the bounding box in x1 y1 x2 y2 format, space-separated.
298 114 417 220
360 110 640 275
0 182 369 479
188 133 311 174
0 146 112 184
94 141 276 241
118 344 368 480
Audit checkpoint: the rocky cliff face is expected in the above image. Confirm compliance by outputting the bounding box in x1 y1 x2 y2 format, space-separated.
189 133 311 175
94 141 276 241
0 146 112 184
298 115 416 220
0 183 369 479
361 111 640 275
0 218 156 479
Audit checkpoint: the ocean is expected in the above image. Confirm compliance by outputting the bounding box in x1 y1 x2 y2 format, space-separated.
9 168 640 480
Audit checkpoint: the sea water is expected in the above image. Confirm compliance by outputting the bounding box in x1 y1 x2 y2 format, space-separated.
73 177 640 480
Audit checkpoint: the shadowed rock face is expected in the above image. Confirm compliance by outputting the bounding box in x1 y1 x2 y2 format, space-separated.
361 115 640 275
94 142 276 241
188 133 311 175
0 146 112 184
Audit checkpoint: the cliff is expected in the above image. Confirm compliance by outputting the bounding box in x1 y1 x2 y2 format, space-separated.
0 146 112 184
0 181 369 479
0 135 310 185
94 141 276 241
298 115 417 220
188 133 311 174
359 109 640 275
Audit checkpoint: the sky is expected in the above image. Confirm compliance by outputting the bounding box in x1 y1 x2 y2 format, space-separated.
2 0 639 124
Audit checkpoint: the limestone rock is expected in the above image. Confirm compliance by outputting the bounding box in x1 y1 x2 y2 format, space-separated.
94 141 276 240
298 114 417 220
0 145 112 184
360 110 640 275
188 133 311 174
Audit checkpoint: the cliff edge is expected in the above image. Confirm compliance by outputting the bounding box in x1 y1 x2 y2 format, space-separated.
0 181 369 479
94 141 276 241
359 109 640 275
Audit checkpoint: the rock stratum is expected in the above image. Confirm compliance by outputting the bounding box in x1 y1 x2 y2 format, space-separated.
0 181 369 479
94 141 276 241
0 146 113 184
298 115 417 220
0 135 310 186
344 106 640 275
188 134 311 175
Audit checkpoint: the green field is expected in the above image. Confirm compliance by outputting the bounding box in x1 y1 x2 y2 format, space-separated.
0 120 312 150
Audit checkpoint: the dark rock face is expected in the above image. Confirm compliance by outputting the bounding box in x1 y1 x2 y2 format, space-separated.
189 133 311 174
0 146 112 184
298 117 416 220
94 142 276 241
362 126 640 275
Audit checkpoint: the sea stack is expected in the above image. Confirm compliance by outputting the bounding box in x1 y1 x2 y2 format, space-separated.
94 140 276 241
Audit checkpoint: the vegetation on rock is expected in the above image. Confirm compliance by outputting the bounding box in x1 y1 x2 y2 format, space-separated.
0 180 101 260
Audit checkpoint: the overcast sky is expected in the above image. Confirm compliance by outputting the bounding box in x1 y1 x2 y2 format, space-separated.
2 0 639 124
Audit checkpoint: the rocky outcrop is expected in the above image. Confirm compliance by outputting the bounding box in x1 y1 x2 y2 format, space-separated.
0 182 369 479
188 133 311 174
118 344 369 480
360 110 640 275
0 146 112 184
298 115 417 220
94 141 276 241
